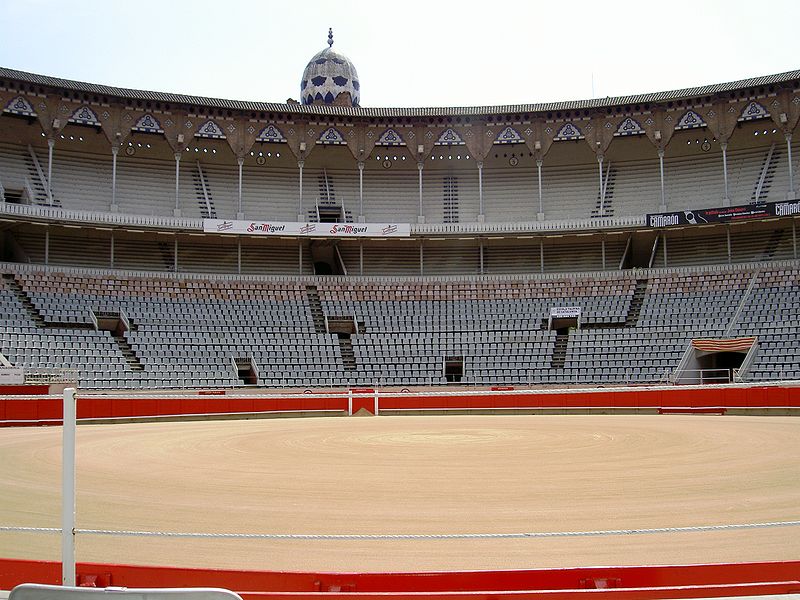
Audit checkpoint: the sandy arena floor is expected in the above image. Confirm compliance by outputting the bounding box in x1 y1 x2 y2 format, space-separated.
0 414 799 572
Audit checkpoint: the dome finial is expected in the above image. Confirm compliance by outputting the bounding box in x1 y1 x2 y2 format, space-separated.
327 28 333 48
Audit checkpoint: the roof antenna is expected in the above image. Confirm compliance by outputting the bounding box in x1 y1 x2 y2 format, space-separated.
328 28 334 48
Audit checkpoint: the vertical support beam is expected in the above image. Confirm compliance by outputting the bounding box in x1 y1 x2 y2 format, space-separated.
237 157 244 218
111 145 119 211
110 232 114 268
237 239 242 275
536 159 544 219
173 152 181 215
662 233 668 267
787 133 794 199
373 388 379 416
726 226 732 264
597 154 605 216
417 162 424 223
479 239 484 275
44 227 49 266
419 240 424 276
539 239 544 273
299 241 303 275
601 238 606 270
347 389 353 416
658 148 666 211
794 220 797 259
359 241 363 276
721 142 730 205
477 161 484 221
358 161 364 221
173 237 178 273
297 160 305 220
47 137 54 204
61 387 76 587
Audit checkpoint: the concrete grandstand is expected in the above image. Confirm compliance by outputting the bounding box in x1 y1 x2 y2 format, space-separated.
0 36 799 390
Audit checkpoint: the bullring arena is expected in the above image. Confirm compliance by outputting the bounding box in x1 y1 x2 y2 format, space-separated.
1 21 800 600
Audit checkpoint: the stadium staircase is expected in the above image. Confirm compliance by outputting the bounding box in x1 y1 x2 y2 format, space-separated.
3 273 45 327
305 285 327 334
23 146 55 206
443 176 459 223
624 279 648 327
751 144 779 202
193 162 216 218
112 333 144 371
591 163 615 218
305 284 359 371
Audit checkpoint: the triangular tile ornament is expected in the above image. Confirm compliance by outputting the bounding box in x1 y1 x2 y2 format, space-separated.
256 124 287 143
553 122 584 141
195 120 227 139
614 117 645 137
375 128 406 146
434 128 465 146
738 101 770 122
317 126 347 145
3 96 37 117
131 113 164 134
68 105 101 126
674 110 707 130
493 126 524 145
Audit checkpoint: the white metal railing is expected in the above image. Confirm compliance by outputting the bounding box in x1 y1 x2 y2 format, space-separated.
120 309 131 333
88 310 98 331
2 258 799 285
671 368 734 386
734 338 760 382
23 178 36 205
0 201 203 230
24 368 79 384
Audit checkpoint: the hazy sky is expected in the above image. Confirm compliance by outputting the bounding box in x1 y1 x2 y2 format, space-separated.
0 0 796 108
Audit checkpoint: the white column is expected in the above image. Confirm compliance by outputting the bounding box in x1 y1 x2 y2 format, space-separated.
173 152 181 216
357 161 364 222
61 387 76 587
597 154 605 216
47 137 55 205
786 133 795 199
237 239 242 274
417 162 424 223
298 242 303 275
110 232 114 268
658 148 666 211
726 226 732 264
173 237 178 273
477 161 484 222
111 145 119 211
44 228 49 266
297 160 305 221
479 239 484 274
721 141 730 205
536 159 544 219
601 238 606 270
237 157 244 218
419 241 424 276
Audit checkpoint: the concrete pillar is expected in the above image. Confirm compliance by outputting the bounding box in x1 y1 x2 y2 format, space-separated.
237 156 244 218
597 154 605 216
358 161 364 222
417 162 424 223
173 152 181 216
536 159 544 220
658 148 666 211
721 142 730 205
111 145 119 211
477 161 484 222
47 137 54 205
786 133 795 199
297 160 305 221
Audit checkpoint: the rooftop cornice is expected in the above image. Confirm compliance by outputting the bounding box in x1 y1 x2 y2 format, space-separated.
1 67 799 119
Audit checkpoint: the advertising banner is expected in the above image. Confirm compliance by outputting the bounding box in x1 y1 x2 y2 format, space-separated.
550 307 582 318
647 200 800 228
203 220 411 237
0 368 25 384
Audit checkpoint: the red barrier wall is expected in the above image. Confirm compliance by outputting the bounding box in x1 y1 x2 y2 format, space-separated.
1 385 798 426
1 559 799 599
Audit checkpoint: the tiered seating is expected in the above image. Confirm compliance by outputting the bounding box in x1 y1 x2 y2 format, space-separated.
0 264 798 389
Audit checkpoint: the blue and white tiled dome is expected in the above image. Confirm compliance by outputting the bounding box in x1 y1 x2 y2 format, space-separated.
301 29 360 107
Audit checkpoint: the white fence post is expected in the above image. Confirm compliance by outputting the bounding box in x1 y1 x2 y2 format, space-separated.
374 388 379 416
62 387 76 586
347 389 353 416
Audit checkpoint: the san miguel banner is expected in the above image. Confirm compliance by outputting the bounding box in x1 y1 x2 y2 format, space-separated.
647 200 800 228
203 220 412 237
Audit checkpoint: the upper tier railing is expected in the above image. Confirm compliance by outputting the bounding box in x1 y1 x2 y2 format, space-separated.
0 201 647 235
